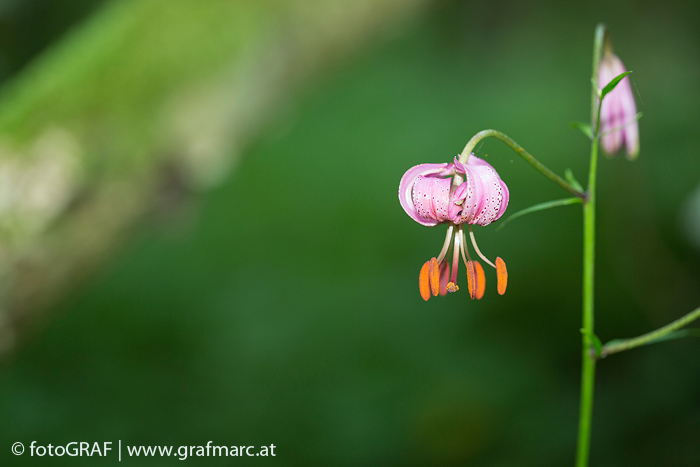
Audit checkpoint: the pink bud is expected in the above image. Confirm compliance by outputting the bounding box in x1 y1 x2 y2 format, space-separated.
598 53 639 160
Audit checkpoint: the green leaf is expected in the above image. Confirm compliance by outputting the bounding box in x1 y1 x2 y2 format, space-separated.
496 197 582 231
569 121 592 139
600 71 632 100
604 329 700 350
564 169 584 192
580 329 603 357
600 307 700 357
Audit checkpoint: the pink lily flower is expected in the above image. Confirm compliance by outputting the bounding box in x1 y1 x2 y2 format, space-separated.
399 154 509 301
597 52 639 160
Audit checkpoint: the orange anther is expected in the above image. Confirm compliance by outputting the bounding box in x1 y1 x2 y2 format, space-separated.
429 257 440 297
466 261 477 300
419 261 431 301
473 261 486 300
496 257 508 295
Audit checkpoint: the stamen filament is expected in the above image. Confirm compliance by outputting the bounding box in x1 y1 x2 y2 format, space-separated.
451 233 460 283
468 226 497 269
439 261 450 296
436 224 455 264
459 226 472 264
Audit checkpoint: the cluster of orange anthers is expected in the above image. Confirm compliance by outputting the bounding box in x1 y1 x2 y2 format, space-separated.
418 224 507 301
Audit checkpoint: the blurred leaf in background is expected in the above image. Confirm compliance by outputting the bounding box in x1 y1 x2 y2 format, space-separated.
0 0 427 351
1 0 700 466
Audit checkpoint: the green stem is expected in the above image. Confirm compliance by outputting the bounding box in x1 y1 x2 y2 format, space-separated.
601 307 700 357
576 150 597 467
576 22 606 467
459 130 586 199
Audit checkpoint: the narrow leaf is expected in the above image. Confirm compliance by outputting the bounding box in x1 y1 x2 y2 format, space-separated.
497 197 582 231
601 71 632 100
601 306 700 357
604 329 700 350
569 121 592 139
564 169 584 192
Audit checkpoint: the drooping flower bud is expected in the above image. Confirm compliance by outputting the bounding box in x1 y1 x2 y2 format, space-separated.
597 52 639 160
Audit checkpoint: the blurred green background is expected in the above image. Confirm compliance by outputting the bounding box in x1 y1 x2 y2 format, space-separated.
1 0 700 466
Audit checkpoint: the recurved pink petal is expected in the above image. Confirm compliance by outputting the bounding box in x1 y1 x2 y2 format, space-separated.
398 163 454 226
453 164 485 224
413 176 453 223
495 178 510 220
471 163 508 226
450 155 508 226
